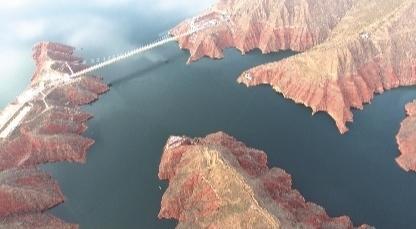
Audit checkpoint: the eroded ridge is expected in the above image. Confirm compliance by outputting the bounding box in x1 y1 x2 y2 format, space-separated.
171 0 353 63
0 42 108 227
158 132 373 228
238 0 416 134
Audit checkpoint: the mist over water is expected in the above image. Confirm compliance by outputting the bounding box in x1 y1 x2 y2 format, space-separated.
1 1 416 228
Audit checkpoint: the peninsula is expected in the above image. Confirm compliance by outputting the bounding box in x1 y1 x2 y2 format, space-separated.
158 132 373 228
0 42 108 227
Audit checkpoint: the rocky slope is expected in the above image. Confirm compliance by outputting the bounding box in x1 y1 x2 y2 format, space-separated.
396 100 416 172
238 0 416 134
174 0 416 134
171 0 353 63
173 0 416 172
0 42 108 227
158 132 373 228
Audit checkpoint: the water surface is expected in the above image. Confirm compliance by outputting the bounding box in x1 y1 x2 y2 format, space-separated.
1 1 416 229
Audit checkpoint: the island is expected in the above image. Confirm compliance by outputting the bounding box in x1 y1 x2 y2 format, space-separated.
158 132 373 228
172 0 416 171
0 42 108 228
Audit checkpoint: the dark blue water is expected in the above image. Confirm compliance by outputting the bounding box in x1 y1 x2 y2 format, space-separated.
1 1 416 229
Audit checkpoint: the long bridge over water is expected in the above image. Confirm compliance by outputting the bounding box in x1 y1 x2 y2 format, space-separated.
70 27 203 78
0 17 221 139
70 9 229 77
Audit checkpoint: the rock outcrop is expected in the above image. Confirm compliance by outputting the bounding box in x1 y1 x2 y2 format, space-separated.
0 42 108 227
396 100 416 172
171 0 353 63
158 132 373 228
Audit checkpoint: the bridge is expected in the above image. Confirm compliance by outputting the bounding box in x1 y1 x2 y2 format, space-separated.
70 23 211 78
70 10 227 78
0 17 223 139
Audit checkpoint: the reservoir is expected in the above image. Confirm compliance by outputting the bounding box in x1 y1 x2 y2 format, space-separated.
1 1 416 228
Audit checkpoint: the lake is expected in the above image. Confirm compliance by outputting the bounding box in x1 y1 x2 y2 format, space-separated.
1 1 416 229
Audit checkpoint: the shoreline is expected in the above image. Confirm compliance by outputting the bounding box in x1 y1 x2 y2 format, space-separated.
0 41 109 227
